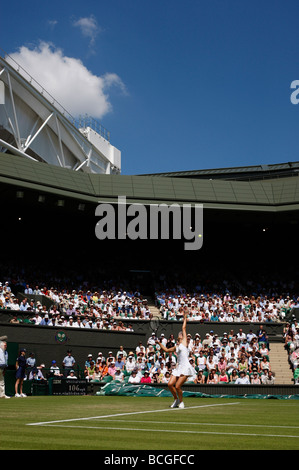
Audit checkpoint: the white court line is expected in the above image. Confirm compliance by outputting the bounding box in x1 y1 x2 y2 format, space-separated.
27 401 240 426
28 423 299 439
80 418 299 430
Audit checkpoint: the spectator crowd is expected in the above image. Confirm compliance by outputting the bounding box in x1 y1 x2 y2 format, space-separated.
156 290 298 323
7 326 278 390
2 274 299 388
78 327 276 386
1 278 298 329
0 281 155 330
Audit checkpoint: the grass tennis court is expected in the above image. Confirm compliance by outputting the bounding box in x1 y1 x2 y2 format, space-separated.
1 395 299 450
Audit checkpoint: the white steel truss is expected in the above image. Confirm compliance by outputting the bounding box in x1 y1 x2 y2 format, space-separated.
0 55 121 174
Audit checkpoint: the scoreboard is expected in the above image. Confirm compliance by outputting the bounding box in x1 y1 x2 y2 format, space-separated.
51 379 87 395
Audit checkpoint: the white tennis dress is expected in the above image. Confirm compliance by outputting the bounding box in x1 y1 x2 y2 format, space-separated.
172 343 196 377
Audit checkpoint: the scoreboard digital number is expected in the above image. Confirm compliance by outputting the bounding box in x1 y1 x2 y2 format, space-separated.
52 379 87 395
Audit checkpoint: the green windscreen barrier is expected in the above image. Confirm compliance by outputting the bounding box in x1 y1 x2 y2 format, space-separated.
98 382 299 400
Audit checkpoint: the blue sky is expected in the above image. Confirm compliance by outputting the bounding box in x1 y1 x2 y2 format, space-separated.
2 0 299 175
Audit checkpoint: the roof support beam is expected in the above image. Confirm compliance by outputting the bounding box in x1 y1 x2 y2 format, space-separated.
5 70 21 149
0 139 38 161
23 112 54 152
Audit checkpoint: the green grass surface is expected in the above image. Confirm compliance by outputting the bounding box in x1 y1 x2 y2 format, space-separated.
1 395 299 450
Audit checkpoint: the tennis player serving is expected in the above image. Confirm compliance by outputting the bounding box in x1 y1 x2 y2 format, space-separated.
156 309 195 409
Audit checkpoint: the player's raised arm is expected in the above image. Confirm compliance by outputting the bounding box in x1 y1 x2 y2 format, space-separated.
181 309 188 346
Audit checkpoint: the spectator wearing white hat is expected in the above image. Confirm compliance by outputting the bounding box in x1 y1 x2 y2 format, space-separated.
125 354 136 374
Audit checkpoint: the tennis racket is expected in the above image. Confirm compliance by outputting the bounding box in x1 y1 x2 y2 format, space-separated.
150 317 160 335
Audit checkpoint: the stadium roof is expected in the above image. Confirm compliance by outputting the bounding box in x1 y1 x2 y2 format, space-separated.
140 161 299 181
1 152 299 212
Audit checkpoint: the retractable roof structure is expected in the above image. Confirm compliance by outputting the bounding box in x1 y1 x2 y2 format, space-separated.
0 53 121 175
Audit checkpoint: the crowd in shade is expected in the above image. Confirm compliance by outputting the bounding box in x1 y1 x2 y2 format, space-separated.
1 283 153 330
0 259 155 329
154 262 299 324
0 259 299 324
156 291 298 323
1 276 298 328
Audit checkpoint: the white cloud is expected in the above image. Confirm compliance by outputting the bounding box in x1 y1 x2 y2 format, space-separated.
48 20 58 29
72 15 101 46
7 42 126 119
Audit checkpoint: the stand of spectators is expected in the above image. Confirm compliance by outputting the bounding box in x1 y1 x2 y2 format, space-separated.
1 281 158 331
86 327 276 386
5 325 277 393
156 290 298 323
